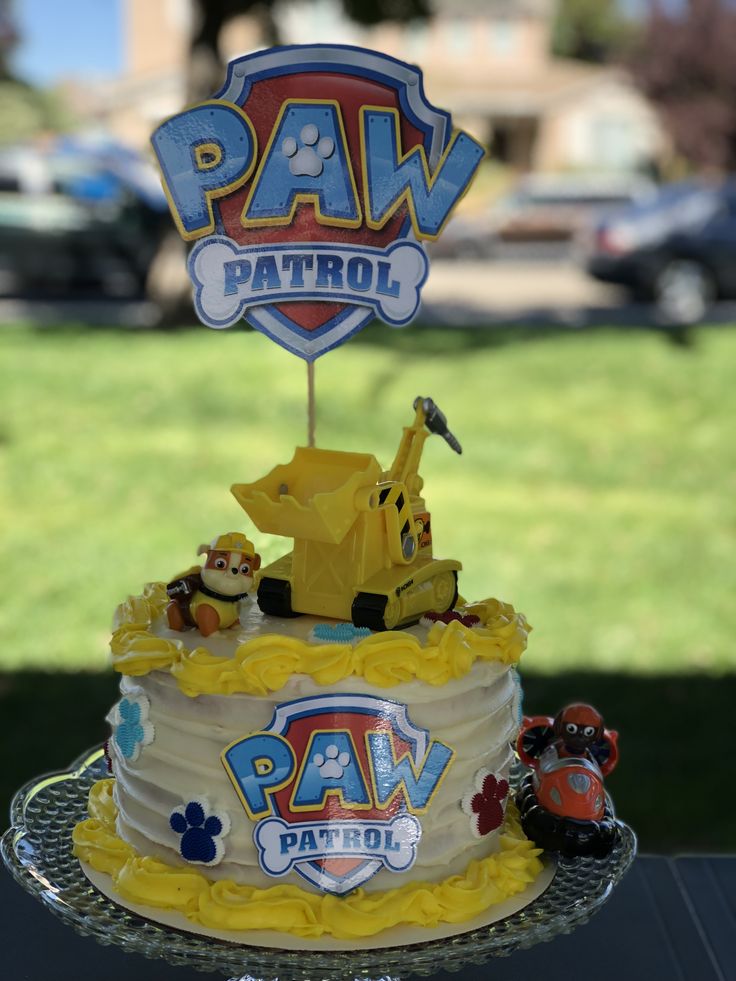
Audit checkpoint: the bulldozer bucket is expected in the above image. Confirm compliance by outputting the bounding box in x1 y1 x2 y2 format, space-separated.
232 447 382 545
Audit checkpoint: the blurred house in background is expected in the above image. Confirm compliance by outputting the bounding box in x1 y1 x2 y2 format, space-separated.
79 0 664 176
349 0 665 175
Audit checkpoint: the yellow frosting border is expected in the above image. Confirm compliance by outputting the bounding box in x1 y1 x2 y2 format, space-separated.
111 584 531 696
73 779 543 940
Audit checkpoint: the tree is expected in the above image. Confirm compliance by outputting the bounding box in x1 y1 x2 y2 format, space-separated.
552 0 634 64
0 0 18 82
0 82 74 144
0 3 76 144
188 0 429 102
630 0 736 171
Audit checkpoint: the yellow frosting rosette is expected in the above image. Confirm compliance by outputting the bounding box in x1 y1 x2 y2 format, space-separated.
111 586 531 697
73 780 543 940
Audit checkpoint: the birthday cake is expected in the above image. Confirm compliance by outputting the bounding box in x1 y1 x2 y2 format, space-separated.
71 44 546 944
73 399 543 941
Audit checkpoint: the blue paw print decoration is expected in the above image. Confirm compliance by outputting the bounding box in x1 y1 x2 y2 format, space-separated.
310 622 372 644
112 694 154 761
170 799 230 866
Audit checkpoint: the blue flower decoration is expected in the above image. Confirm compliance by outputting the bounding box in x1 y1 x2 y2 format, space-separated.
113 695 154 761
170 799 230 866
311 623 372 644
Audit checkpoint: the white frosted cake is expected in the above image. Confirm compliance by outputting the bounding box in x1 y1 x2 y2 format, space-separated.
74 401 543 941
74 591 541 939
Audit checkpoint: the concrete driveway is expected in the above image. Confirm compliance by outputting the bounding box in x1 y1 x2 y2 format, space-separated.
422 258 623 326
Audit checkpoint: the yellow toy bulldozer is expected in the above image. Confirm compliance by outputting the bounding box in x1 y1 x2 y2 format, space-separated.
231 397 462 631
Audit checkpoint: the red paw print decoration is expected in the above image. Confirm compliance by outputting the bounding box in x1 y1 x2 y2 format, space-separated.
461 770 509 838
103 738 114 775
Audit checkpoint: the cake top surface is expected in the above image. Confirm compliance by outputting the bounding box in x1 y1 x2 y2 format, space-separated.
111 584 530 697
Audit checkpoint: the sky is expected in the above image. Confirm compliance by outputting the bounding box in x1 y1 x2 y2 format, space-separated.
12 0 123 87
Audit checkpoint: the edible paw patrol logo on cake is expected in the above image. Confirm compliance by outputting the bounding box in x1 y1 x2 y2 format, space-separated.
221 694 454 895
151 45 485 360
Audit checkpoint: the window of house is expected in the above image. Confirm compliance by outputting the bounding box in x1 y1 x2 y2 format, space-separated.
449 19 471 54
406 20 428 58
591 114 636 170
166 0 192 33
490 21 517 55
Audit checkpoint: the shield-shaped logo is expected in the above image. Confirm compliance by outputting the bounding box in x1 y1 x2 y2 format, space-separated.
152 45 485 360
221 693 454 895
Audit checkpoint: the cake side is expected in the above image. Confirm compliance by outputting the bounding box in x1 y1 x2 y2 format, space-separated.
73 779 542 939
73 590 542 936
104 657 519 891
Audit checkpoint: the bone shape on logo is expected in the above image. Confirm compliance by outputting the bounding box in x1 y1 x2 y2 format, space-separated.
190 237 427 329
254 814 421 876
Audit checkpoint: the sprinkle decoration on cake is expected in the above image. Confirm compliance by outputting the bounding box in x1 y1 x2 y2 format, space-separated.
71 43 553 943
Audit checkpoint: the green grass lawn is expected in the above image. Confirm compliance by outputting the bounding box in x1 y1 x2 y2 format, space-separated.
2 318 736 851
1 320 735 674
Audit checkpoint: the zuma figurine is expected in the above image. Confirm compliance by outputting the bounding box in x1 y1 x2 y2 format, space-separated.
550 703 613 765
516 703 619 858
166 532 261 637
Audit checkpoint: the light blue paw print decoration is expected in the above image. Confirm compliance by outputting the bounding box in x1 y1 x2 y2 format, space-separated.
170 798 231 866
310 623 372 644
112 694 154 762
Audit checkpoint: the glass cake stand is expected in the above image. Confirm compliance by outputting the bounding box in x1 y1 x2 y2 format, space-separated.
1 747 636 981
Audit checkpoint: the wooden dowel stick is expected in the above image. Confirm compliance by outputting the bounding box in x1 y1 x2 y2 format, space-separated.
307 360 316 447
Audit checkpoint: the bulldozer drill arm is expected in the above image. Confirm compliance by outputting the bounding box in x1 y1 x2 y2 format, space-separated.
386 397 462 498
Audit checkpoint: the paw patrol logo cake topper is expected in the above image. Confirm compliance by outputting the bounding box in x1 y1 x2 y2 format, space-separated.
152 44 485 361
221 693 454 895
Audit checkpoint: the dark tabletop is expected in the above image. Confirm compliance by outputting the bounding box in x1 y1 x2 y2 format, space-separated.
1 856 734 981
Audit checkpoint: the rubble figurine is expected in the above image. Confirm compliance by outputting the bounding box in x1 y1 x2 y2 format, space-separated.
166 533 261 637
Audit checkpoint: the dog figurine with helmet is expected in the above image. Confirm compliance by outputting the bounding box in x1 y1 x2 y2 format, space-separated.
166 532 261 637
516 703 620 857
518 703 619 775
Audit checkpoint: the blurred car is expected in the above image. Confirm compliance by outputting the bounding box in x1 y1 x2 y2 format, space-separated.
0 138 170 300
583 179 736 322
432 173 654 259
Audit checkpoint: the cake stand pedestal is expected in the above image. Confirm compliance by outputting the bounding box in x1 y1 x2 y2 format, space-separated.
1 747 636 981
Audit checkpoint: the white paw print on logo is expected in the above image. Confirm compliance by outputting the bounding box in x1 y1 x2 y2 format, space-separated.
282 124 335 178
313 744 351 779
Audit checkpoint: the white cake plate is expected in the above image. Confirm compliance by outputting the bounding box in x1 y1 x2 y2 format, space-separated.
1 747 636 981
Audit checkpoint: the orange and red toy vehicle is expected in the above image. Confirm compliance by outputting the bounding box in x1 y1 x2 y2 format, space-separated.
516 703 619 857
